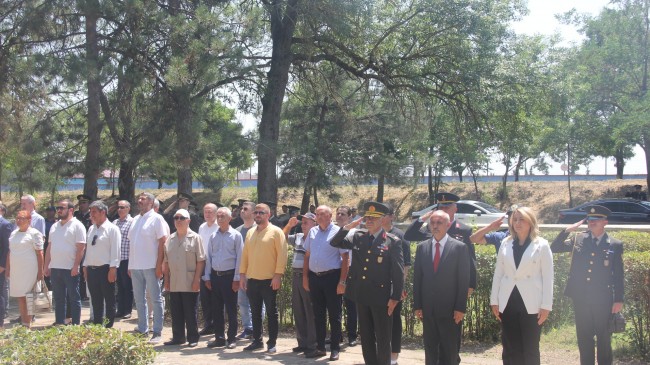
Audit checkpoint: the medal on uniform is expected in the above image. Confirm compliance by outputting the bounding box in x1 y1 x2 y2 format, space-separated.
378 256 383 263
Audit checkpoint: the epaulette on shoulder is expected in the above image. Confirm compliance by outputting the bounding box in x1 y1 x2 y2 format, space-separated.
385 232 399 241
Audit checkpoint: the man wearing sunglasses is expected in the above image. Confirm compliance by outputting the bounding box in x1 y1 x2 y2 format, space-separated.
239 203 288 353
44 199 87 325
84 201 121 328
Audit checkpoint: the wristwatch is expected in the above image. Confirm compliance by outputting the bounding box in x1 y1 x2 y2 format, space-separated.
339 280 346 285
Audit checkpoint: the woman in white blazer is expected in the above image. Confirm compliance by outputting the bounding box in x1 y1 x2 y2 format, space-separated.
490 206 553 365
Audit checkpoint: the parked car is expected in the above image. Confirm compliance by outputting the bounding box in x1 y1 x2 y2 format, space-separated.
410 200 505 225
557 198 650 224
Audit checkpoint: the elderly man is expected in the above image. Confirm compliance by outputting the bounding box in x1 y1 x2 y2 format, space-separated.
0 204 13 327
113 200 134 319
334 205 358 347
551 206 624 365
198 203 219 336
84 201 121 328
239 203 288 353
302 205 348 361
163 209 206 347
331 202 404 365
128 192 168 343
283 213 318 354
204 207 243 349
44 199 87 325
235 200 256 340
413 210 470 365
20 195 45 235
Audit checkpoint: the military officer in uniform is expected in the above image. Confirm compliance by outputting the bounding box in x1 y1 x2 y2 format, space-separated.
331 201 404 365
163 192 203 233
625 184 647 201
74 194 93 230
551 205 624 365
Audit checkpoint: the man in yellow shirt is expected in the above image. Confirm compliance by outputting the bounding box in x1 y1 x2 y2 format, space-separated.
239 203 288 353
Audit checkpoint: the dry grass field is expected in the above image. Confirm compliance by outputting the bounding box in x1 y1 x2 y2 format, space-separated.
0 178 646 224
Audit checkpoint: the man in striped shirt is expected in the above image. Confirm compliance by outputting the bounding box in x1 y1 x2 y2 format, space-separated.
113 200 134 319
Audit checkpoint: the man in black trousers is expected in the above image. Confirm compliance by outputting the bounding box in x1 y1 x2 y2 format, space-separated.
551 205 624 365
331 201 404 365
413 210 470 365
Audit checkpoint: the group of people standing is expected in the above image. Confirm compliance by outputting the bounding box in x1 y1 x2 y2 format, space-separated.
0 190 626 365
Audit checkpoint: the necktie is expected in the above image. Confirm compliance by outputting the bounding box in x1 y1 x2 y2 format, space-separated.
593 236 599 246
433 241 440 273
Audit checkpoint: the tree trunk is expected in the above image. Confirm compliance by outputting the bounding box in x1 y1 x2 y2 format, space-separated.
642 133 650 191
300 167 315 214
257 0 300 204
177 157 193 194
499 159 510 205
514 155 524 182
470 168 480 200
376 174 385 202
456 169 463 182
614 148 625 179
118 158 137 203
428 164 434 205
313 185 319 207
567 143 573 208
83 2 102 200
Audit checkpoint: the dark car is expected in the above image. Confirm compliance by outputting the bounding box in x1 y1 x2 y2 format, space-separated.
557 198 650 224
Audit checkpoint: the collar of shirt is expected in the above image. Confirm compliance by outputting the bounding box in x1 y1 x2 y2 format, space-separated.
434 234 449 249
117 215 132 222
318 222 335 232
140 209 155 219
369 228 385 242
592 232 605 244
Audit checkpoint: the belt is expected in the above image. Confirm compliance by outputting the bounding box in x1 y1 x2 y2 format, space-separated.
211 269 235 276
87 264 109 269
311 268 339 277
293 268 304 273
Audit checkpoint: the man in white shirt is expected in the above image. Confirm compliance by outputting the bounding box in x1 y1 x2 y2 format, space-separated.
198 203 219 335
44 199 87 325
84 201 121 328
128 192 168 343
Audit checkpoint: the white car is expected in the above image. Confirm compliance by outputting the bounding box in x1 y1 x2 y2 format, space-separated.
410 200 505 225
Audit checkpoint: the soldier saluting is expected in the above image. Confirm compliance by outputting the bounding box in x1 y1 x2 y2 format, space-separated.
331 201 404 365
551 205 624 365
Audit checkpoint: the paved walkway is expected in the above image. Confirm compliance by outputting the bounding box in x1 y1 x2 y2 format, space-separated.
4 303 514 365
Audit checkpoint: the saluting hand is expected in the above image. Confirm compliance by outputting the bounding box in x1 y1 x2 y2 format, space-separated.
287 217 299 228
565 219 586 233
344 217 364 231
487 215 506 230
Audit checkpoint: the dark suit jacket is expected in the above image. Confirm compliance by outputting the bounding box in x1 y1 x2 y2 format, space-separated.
331 228 404 305
405 219 477 289
551 230 624 303
0 217 13 269
413 235 470 317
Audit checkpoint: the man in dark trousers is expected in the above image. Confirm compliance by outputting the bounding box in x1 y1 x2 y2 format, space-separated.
404 192 476 363
331 201 404 365
551 205 624 365
413 210 470 365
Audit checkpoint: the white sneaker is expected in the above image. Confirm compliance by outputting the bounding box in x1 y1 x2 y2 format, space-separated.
267 346 277 354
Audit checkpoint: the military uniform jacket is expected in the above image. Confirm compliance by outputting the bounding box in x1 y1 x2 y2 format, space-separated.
404 219 477 289
551 231 624 303
74 210 92 231
330 228 404 306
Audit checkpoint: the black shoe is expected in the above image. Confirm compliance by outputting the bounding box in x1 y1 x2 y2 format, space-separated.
226 341 237 349
198 327 213 336
207 339 226 348
348 339 358 347
121 313 132 319
292 346 308 353
243 341 264 351
187 342 198 348
305 349 327 358
329 350 339 361
164 339 186 346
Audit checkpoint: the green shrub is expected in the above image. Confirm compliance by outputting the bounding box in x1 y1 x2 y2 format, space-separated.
0 325 156 365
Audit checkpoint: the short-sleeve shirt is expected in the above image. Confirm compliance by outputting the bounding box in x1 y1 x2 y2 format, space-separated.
85 220 122 268
289 233 307 269
304 223 347 273
48 218 87 270
31 211 46 235
163 230 205 292
486 230 509 252
128 209 168 270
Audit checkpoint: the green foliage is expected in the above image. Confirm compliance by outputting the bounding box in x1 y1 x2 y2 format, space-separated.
0 325 156 365
622 251 650 360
